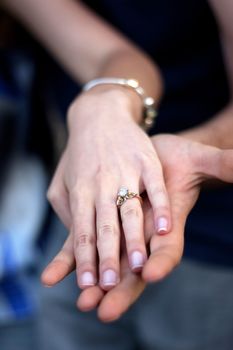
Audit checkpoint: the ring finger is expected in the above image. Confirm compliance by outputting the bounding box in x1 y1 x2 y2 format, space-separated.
119 185 147 272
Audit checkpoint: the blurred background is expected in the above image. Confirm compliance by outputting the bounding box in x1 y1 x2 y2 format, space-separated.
0 9 70 349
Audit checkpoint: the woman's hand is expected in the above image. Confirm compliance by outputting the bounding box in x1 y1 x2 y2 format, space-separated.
42 133 233 321
44 87 171 290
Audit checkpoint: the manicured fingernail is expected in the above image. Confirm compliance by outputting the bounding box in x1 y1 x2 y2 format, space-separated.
157 217 168 234
130 251 144 271
80 272 95 287
102 269 117 286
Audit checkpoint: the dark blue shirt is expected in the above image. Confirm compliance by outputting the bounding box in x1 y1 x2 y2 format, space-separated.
51 0 233 266
86 0 233 267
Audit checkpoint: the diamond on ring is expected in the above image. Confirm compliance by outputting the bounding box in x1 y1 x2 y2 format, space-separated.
118 187 128 197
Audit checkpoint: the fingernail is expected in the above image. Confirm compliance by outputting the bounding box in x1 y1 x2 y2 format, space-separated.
102 269 117 286
130 251 144 271
80 272 95 287
157 217 168 234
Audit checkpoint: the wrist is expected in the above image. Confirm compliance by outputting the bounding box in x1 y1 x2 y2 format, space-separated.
82 78 158 128
87 83 143 119
67 84 142 131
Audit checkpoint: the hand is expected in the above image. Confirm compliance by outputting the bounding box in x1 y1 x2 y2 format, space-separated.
45 87 171 290
78 134 233 321
42 134 233 321
143 134 233 281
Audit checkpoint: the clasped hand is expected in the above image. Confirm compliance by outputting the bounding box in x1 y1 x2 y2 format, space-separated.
42 90 233 322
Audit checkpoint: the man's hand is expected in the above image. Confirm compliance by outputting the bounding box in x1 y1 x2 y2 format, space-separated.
143 134 233 280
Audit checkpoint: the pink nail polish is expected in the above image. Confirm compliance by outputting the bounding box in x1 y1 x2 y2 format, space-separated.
157 217 168 234
80 272 95 286
130 251 144 271
102 269 117 286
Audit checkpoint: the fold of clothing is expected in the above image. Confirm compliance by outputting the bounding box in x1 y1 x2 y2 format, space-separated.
47 0 233 267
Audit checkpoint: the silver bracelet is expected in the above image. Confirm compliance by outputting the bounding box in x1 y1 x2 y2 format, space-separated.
83 78 157 131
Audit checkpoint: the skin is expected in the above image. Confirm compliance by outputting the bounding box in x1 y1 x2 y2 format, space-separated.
47 87 173 290
1 0 172 288
2 0 233 319
42 134 233 321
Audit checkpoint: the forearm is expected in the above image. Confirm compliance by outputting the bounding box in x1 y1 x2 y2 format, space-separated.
180 102 233 149
1 0 163 105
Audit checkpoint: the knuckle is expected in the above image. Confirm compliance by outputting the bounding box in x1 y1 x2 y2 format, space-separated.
47 187 60 206
121 206 140 219
98 223 116 238
78 234 89 246
75 232 95 249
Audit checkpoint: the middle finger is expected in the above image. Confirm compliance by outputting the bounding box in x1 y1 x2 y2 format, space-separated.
96 186 121 291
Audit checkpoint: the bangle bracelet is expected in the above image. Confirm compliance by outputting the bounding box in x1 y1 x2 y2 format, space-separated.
83 78 157 131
